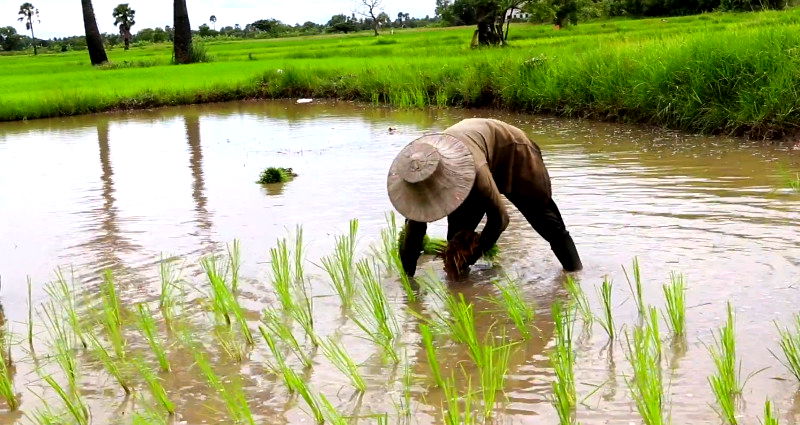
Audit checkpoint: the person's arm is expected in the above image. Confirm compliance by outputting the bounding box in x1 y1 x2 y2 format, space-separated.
398 219 426 277
473 167 509 261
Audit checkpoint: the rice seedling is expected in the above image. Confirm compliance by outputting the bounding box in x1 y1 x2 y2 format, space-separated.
135 303 170 372
771 313 800 382
26 405 63 425
430 290 483 367
377 212 416 301
101 270 126 359
479 330 512 420
760 399 779 425
134 358 174 415
564 275 593 325
662 272 686 337
27 277 34 351
86 331 132 394
228 239 242 292
260 309 312 368
778 166 800 193
269 236 317 345
42 374 89 425
293 225 306 284
258 324 287 374
283 365 324 423
488 275 536 339
191 344 255 425
596 277 616 340
40 301 80 393
625 306 665 425
420 323 445 389
319 336 366 392
158 255 183 328
350 259 399 363
320 393 349 425
214 325 246 362
623 257 646 316
44 268 86 348
0 334 17 410
399 351 414 419
201 255 254 346
550 300 577 425
708 302 741 425
257 167 296 184
321 219 359 310
441 371 478 425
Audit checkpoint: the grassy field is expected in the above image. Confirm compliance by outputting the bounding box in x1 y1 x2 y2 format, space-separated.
3 9 800 137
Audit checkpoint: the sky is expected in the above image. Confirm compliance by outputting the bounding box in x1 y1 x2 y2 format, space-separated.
0 0 436 39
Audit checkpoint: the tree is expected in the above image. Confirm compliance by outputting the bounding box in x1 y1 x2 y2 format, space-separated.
81 0 107 64
359 0 382 36
326 14 357 33
443 0 524 46
17 2 38 55
112 3 136 50
377 12 390 27
209 14 216 30
0 26 25 51
173 0 192 63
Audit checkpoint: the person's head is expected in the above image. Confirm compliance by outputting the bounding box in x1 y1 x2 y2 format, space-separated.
387 134 476 223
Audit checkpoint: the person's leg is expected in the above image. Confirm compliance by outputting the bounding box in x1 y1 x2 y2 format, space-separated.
508 195 583 271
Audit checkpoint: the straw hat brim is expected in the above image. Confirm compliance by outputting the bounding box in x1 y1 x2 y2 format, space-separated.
387 133 476 223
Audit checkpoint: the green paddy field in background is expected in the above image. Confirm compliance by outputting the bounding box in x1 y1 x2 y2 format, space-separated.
3 9 800 138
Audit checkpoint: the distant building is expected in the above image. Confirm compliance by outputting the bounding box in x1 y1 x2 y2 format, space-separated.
505 4 530 20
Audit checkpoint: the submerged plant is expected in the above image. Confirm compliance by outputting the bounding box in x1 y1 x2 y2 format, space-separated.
321 219 359 309
625 307 665 425
564 275 593 325
488 275 536 339
772 313 800 382
708 302 741 425
550 300 577 425
136 303 170 372
662 273 686 337
623 257 645 316
320 336 365 392
597 277 616 340
350 259 399 363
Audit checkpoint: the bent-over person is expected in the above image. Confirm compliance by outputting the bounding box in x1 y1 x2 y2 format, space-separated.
386 118 582 278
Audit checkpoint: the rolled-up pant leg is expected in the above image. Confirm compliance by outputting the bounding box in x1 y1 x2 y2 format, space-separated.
507 195 583 271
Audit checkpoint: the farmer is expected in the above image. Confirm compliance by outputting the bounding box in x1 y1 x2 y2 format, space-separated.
387 118 582 278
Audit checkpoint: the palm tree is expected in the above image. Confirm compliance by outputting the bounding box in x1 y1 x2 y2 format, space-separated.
81 0 108 65
173 0 192 63
17 2 38 55
112 3 135 50
209 14 216 30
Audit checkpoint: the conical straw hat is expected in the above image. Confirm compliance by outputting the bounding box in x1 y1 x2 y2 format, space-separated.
387 133 476 222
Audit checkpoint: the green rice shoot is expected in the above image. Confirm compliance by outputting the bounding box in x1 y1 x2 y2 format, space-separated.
597 277 616 340
191 343 256 425
42 374 89 425
44 268 86 348
257 167 295 184
772 313 800 382
564 275 593 325
260 309 312 368
321 218 359 309
479 330 512 420
708 302 741 425
319 336 366 392
625 306 665 425
623 257 645 316
134 358 175 415
136 303 170 372
761 399 779 425
158 254 183 328
350 259 399 363
662 272 686 337
420 323 445 389
0 332 17 410
101 270 126 359
227 239 242 293
378 212 416 302
550 300 577 425
488 275 536 340
86 331 132 394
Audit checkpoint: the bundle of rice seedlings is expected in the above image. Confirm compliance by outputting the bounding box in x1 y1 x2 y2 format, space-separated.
257 167 296 184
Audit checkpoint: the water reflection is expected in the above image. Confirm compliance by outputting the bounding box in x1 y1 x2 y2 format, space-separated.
184 114 214 250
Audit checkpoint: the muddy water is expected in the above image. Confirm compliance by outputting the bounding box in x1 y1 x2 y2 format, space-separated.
0 100 799 424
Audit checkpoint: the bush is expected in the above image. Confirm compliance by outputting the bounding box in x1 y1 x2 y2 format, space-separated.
257 167 296 184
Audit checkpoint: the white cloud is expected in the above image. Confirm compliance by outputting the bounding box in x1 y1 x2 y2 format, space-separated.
0 0 436 38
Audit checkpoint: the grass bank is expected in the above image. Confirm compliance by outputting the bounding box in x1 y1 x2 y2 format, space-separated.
3 9 800 137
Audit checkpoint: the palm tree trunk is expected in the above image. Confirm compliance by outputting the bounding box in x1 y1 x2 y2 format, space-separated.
28 18 37 55
173 0 192 64
81 0 108 65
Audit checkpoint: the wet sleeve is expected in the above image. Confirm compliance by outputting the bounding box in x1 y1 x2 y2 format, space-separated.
475 166 509 257
398 219 427 277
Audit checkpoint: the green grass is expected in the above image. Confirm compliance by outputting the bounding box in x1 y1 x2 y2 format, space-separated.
708 302 741 425
597 277 616 340
5 12 800 137
772 313 800 382
662 273 687 337
321 219 359 310
550 300 577 425
625 307 666 425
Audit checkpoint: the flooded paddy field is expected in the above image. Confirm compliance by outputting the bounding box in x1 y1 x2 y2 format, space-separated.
0 100 798 424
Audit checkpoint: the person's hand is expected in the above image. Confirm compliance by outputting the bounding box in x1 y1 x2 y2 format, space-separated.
443 230 481 279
